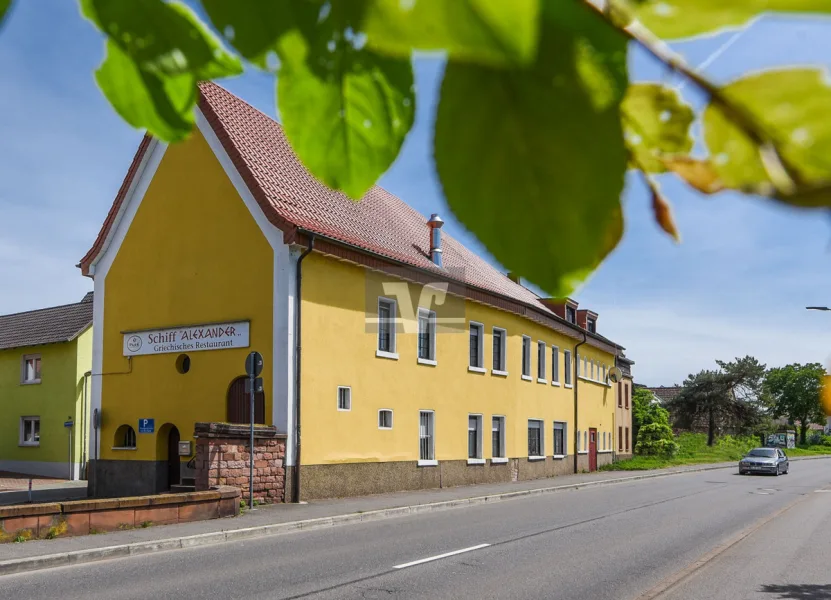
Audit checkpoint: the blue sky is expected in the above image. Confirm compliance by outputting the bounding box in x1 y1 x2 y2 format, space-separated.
1 1 830 385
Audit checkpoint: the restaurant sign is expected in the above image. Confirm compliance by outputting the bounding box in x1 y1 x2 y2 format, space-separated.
123 321 250 356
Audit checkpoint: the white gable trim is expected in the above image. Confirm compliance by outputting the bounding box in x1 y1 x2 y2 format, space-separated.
194 108 298 467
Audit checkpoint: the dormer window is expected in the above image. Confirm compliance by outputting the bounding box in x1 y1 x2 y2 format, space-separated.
566 306 576 324
587 318 596 333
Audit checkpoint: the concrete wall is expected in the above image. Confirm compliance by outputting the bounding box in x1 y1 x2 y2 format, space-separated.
87 460 167 498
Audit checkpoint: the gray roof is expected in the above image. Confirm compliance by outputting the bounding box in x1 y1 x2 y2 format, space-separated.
0 293 93 351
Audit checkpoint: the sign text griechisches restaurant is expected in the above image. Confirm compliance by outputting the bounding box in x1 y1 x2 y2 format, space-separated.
123 321 250 356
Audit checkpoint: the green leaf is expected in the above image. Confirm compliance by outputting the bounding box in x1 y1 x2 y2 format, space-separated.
703 68 831 206
276 5 415 200
629 0 831 41
434 0 628 296
200 0 321 69
364 0 541 67
0 0 13 31
96 40 196 142
622 83 693 173
80 0 242 79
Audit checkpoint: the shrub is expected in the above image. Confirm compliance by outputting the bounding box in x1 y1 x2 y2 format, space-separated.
635 422 679 457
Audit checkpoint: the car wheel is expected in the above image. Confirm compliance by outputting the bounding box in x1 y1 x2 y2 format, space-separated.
775 465 781 476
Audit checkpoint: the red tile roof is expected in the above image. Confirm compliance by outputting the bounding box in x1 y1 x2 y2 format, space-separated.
80 82 621 350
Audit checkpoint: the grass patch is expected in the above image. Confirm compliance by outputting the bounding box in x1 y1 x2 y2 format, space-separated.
601 433 831 471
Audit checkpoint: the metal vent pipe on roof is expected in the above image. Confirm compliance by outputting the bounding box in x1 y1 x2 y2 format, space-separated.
427 213 444 267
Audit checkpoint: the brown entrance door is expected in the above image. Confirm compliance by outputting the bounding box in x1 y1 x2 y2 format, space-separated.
227 376 265 424
589 428 598 472
167 426 181 489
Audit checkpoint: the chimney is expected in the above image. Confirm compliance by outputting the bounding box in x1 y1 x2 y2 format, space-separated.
507 272 520 284
427 213 444 267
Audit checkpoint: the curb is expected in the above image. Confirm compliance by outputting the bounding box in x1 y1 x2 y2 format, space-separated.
1 456 828 577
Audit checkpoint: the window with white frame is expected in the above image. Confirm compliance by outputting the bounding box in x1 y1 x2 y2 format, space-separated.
19 416 40 446
469 322 484 370
584 430 588 451
528 419 544 458
551 346 560 384
419 411 435 463
337 386 351 411
21 354 41 384
417 308 436 363
582 356 588 378
522 336 531 378
377 298 397 356
566 306 576 324
537 341 546 381
564 350 572 386
492 327 507 372
601 364 607 383
553 422 566 456
576 429 581 452
590 359 595 381
602 431 606 450
378 409 393 429
587 318 596 333
468 414 483 460
492 416 506 459
114 424 137 449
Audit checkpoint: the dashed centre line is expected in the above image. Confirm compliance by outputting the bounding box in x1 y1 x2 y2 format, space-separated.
393 544 491 569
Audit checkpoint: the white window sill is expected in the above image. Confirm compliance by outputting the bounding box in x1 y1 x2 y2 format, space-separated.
337 408 351 412
521 374 533 382
417 459 438 467
492 370 509 377
537 378 548 384
490 457 509 464
417 358 437 366
577 450 589 455
378 426 393 431
467 458 486 465
598 450 613 454
112 446 137 451
564 383 573 389
18 443 40 448
376 350 399 360
468 366 487 374
552 454 567 460
528 456 545 461
551 381 561 387
21 380 41 386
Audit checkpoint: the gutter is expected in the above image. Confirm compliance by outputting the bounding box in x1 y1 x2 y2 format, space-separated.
292 233 315 503
574 332 588 474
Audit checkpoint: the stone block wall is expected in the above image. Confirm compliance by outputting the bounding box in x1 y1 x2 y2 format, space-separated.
194 422 287 504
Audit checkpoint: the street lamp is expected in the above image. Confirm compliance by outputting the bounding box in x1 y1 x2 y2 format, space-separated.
806 306 831 311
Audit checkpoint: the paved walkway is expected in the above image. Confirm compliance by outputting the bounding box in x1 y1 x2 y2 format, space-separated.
0 473 87 506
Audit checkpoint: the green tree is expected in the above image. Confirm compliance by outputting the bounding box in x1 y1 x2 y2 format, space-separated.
632 386 663 442
765 363 827 444
2 1 831 295
633 400 677 457
668 356 767 446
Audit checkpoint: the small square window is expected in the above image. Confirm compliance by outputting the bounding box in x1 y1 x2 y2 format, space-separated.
337 386 351 411
378 409 393 429
20 416 40 446
21 355 41 384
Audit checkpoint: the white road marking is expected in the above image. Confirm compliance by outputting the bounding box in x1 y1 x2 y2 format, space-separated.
815 489 831 493
393 544 491 569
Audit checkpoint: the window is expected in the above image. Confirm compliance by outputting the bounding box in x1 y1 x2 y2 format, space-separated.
587 318 596 333
492 416 506 460
492 327 507 373
582 356 588 378
337 386 351 411
566 306 576 324
417 308 436 364
528 419 544 458
21 355 41 384
469 322 485 371
564 350 572 386
19 417 40 446
619 426 623 451
114 424 137 449
601 364 607 383
590 359 595 381
419 411 435 464
468 414 483 462
553 422 566 456
583 431 588 451
175 354 191 374
521 336 532 379
378 409 393 429
618 382 623 407
377 298 397 357
576 429 581 452
625 427 630 452
551 346 560 385
537 341 547 382
626 383 630 409
602 431 606 450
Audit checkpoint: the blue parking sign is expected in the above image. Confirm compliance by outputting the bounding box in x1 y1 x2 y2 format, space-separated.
138 418 155 434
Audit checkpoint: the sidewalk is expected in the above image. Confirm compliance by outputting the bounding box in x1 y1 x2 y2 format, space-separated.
2 456 829 575
0 473 87 506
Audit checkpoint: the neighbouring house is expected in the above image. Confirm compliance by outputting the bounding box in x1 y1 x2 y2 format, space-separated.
0 293 93 479
646 385 683 404
79 82 631 501
616 352 635 457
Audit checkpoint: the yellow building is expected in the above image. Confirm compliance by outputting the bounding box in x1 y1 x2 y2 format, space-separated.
80 83 632 500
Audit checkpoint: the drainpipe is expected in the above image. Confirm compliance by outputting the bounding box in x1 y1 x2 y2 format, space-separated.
574 332 588 474
82 371 91 479
292 233 315 503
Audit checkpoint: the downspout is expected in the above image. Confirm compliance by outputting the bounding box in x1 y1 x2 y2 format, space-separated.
574 332 588 474
292 233 315 503
82 371 91 479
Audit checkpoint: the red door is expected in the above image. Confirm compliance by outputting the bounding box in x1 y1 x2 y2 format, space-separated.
589 428 598 472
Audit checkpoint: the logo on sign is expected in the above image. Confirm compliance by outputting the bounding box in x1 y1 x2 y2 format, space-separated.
126 335 143 352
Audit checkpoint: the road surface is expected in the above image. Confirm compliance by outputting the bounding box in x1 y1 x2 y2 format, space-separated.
2 460 830 600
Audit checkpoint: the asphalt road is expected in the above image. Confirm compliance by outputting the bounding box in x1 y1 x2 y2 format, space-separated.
2 460 830 600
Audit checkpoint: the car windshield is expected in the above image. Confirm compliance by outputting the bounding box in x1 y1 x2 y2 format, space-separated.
748 449 778 458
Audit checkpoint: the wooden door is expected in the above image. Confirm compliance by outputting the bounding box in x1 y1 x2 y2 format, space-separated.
589 428 598 472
